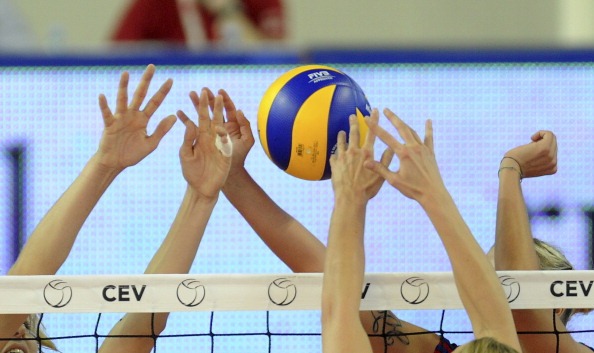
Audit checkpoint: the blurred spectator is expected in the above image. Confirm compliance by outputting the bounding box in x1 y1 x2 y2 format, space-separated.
0 0 38 52
111 0 285 49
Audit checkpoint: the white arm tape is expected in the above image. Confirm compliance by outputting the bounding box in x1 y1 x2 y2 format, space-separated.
215 133 233 157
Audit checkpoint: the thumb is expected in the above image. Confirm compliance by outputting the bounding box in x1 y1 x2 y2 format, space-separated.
530 130 546 142
364 159 391 182
148 115 177 148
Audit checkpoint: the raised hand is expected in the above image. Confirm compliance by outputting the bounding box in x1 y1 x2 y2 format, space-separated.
364 108 444 202
176 89 232 199
501 130 557 179
330 109 393 201
96 64 176 171
198 88 254 176
216 89 255 175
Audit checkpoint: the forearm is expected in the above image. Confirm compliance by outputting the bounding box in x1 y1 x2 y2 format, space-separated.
10 154 121 275
495 163 540 270
421 190 515 338
145 187 217 275
496 159 559 349
99 312 166 353
99 188 219 353
322 195 367 320
222 168 326 272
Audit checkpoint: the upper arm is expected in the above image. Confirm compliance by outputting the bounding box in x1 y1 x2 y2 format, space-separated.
359 310 441 353
511 309 583 353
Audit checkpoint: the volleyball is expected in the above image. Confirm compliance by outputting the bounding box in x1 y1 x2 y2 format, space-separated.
257 65 371 180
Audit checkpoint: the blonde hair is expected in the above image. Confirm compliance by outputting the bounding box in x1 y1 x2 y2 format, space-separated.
28 314 58 351
533 238 573 271
457 337 519 353
533 238 593 323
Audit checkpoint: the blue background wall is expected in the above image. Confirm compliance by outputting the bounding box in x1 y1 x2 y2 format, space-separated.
1 50 593 351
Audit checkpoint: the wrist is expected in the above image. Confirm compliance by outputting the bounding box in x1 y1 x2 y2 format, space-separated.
418 188 453 211
186 186 220 206
499 156 523 181
334 190 369 209
86 154 123 179
222 167 249 190
90 152 126 175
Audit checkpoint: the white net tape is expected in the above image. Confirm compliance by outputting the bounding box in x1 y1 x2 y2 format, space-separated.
0 270 592 314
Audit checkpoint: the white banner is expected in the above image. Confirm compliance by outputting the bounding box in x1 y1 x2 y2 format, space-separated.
0 271 592 314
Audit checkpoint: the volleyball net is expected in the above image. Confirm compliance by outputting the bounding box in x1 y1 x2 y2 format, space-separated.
1 271 593 352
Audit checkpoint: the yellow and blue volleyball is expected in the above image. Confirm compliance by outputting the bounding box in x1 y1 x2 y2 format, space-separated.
257 65 371 181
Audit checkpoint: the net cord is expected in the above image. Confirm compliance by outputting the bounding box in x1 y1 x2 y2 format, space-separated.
0 271 592 314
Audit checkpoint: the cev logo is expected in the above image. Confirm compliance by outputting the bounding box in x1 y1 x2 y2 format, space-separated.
550 280 593 297
102 284 146 302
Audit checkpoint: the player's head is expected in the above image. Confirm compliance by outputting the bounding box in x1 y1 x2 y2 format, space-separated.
30 314 57 351
5 314 58 352
455 337 519 353
532 238 572 271
532 238 594 323
488 238 593 324
486 238 572 271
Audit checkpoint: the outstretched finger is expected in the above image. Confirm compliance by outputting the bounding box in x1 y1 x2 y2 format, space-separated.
402 116 423 145
218 89 237 123
236 110 253 141
212 94 225 128
143 78 173 118
347 115 360 150
410 126 423 145
177 110 197 156
383 108 419 145
365 115 403 154
176 109 190 124
424 119 434 152
130 64 156 111
98 94 114 126
202 87 216 112
197 89 212 133
336 130 347 154
379 147 395 168
189 90 200 109
363 109 379 150
115 71 130 115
